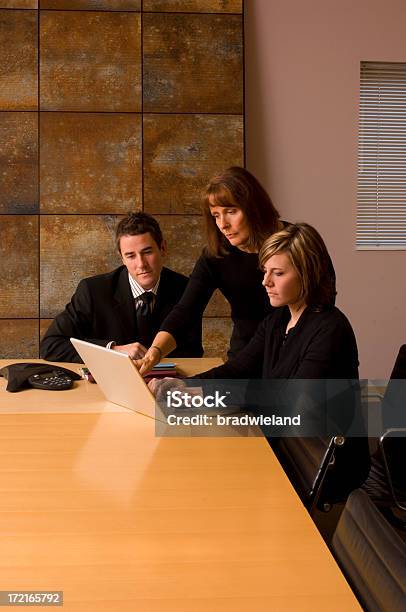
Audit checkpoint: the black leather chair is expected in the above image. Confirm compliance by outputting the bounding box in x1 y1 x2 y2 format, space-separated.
363 346 406 520
332 488 406 612
270 379 370 514
379 428 406 512
389 344 406 379
272 435 370 515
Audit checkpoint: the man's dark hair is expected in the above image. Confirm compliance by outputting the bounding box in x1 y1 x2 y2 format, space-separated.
115 212 164 253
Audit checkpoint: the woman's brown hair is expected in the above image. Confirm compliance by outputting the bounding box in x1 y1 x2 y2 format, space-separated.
202 167 280 256
259 223 336 308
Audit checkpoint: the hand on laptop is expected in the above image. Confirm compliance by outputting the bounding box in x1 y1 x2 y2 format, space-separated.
113 342 148 360
135 346 161 375
148 377 186 402
148 378 206 410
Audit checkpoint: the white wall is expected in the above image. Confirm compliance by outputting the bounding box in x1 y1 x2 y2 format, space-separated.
245 0 406 378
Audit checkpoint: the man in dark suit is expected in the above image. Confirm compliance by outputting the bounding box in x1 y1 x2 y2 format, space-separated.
40 212 203 363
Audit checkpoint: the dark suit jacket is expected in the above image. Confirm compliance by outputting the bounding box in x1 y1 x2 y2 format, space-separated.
40 266 203 363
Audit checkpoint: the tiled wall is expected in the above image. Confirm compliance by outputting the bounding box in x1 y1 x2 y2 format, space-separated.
0 0 244 359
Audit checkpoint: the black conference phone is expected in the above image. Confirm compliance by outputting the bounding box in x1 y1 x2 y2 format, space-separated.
28 369 74 391
0 363 81 392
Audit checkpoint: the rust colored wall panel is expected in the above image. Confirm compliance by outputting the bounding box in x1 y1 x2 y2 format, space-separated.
0 319 38 359
143 13 242 113
40 215 122 317
143 0 242 12
1 1 37 7
40 318 52 340
40 113 142 213
0 10 37 110
0 216 38 317
202 316 232 359
40 1 140 9
144 114 243 214
156 214 204 276
0 9 244 360
0 112 38 213
205 289 230 318
156 215 231 317
40 11 141 111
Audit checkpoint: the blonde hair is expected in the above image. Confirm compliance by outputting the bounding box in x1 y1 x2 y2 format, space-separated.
259 223 336 308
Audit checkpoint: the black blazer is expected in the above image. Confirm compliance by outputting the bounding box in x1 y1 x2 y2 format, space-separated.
197 305 359 380
40 266 203 363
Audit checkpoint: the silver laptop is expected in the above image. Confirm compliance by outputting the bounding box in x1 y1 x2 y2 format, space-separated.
70 338 156 418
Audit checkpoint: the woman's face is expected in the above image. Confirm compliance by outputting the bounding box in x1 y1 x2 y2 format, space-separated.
209 197 251 250
262 252 303 309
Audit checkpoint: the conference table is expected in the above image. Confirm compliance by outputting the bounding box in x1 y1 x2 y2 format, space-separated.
0 358 360 611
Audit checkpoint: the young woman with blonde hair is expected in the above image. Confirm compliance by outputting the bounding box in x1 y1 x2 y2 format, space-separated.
195 222 352 380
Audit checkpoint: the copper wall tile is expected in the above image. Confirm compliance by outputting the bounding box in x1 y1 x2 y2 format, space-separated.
40 11 141 111
0 216 38 317
205 289 230 318
0 319 38 358
40 318 52 340
156 214 204 276
144 114 243 214
0 10 37 110
40 113 141 214
1 1 37 7
143 0 242 12
0 112 38 213
156 215 230 317
40 215 122 317
202 316 232 359
143 14 242 113
40 1 140 9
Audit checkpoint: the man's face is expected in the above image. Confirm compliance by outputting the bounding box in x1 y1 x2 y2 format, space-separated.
119 232 166 290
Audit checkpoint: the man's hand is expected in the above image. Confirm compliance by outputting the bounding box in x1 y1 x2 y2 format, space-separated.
135 345 162 375
113 342 148 360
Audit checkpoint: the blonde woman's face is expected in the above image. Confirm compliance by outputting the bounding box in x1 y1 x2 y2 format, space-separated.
262 252 303 308
209 197 250 251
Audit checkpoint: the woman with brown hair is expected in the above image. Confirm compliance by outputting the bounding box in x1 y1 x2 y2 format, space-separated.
137 166 286 374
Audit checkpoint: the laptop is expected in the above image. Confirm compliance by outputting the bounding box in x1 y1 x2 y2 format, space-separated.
70 338 157 418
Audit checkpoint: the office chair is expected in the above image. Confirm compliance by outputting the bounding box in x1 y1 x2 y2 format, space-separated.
332 488 406 612
379 428 406 513
272 435 370 515
389 344 406 379
363 346 406 524
270 379 370 515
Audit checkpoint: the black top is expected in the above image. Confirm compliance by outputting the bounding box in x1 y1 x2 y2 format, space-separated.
160 246 272 356
40 266 203 363
196 305 359 380
161 220 336 356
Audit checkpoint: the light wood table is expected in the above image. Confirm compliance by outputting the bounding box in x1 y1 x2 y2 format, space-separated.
0 358 221 415
0 359 360 611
